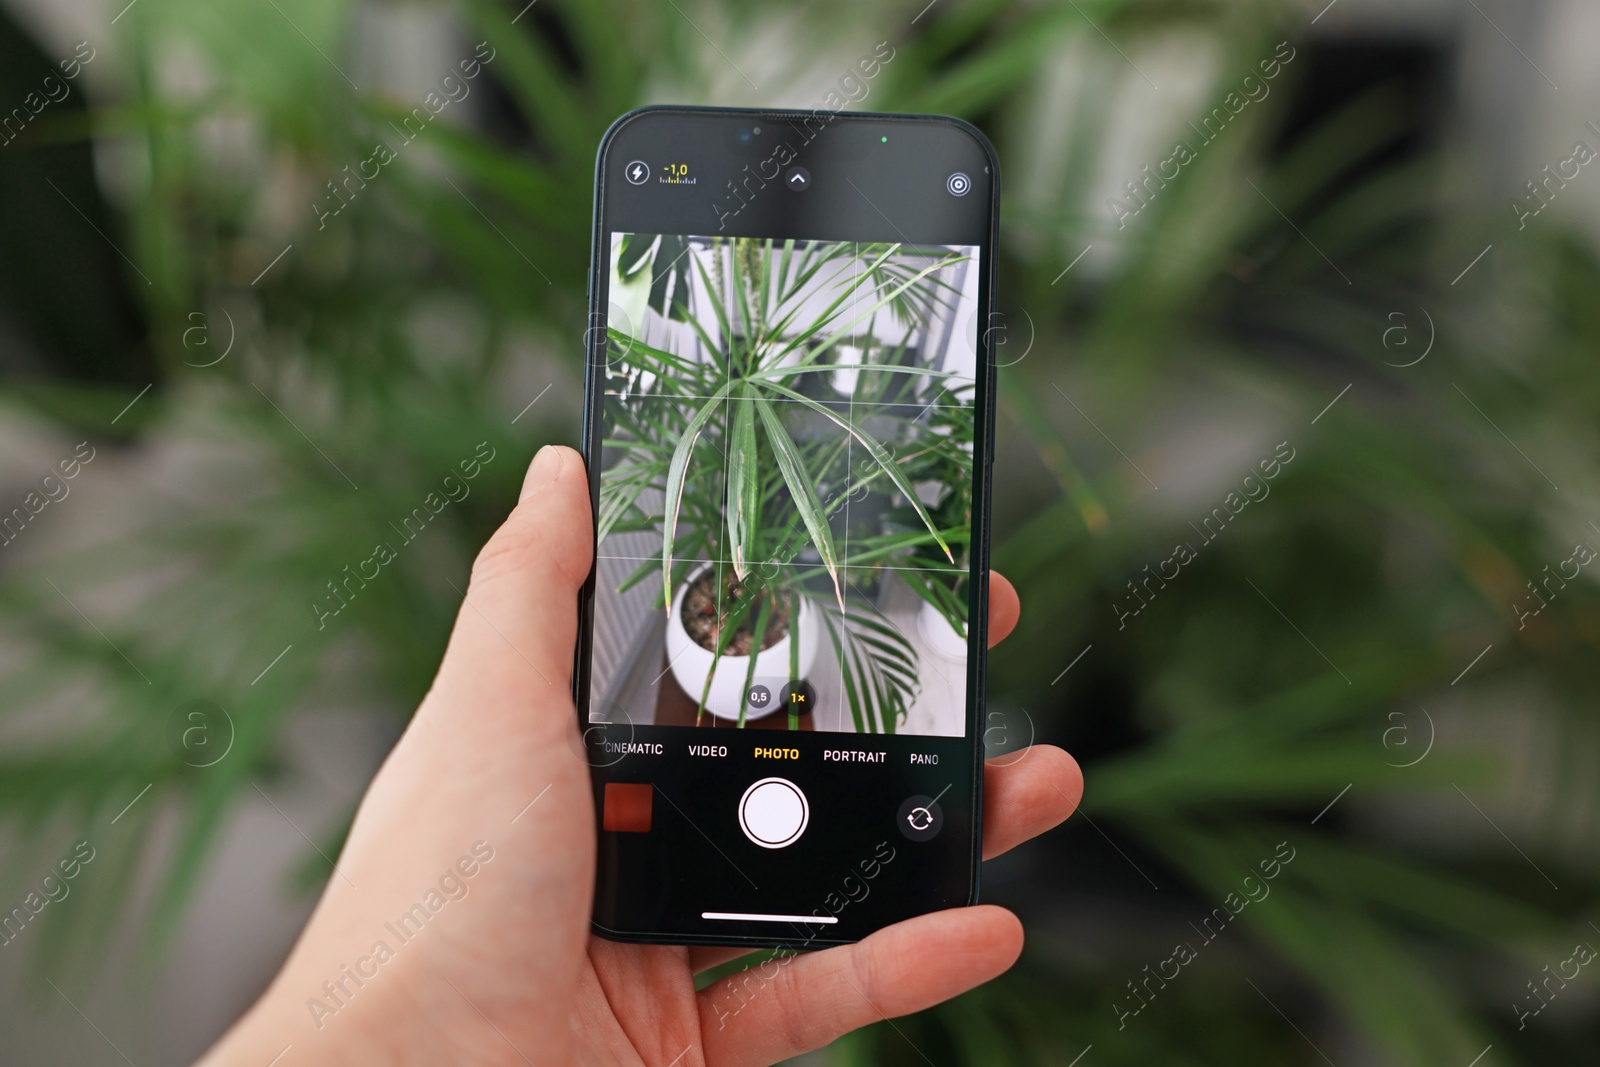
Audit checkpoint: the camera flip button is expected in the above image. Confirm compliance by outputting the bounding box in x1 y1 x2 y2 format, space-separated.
897 794 944 842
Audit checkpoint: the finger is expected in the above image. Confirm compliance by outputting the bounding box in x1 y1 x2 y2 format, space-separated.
434 445 593 698
982 745 1082 860
690 745 1080 974
987 571 1020 648
698 905 1023 1066
690 945 755 975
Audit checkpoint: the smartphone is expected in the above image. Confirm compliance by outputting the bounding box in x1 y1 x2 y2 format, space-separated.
576 105 999 948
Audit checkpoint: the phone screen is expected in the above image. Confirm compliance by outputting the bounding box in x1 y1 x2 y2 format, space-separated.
579 107 996 946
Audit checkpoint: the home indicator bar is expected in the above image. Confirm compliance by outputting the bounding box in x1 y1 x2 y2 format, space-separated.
701 912 840 924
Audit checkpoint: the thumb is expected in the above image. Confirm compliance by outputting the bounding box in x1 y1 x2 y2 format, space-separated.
435 445 593 702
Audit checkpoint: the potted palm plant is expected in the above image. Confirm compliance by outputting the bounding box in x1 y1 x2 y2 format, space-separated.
600 235 974 730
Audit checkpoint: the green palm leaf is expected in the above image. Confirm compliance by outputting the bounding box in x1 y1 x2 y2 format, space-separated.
660 385 732 611
757 379 954 562
754 397 843 608
726 390 760 579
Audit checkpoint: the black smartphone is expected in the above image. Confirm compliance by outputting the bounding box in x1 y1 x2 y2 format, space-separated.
576 105 999 948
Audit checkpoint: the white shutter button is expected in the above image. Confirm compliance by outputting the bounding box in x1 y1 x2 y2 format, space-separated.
738 778 809 849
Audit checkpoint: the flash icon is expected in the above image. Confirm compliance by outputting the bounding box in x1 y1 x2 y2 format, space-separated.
625 160 650 185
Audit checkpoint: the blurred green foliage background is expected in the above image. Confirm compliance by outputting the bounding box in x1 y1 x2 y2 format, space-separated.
1 0 1597 1063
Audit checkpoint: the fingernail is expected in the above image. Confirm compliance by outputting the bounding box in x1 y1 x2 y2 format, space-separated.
521 445 564 500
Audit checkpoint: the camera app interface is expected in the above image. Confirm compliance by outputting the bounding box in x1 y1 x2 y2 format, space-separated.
591 232 980 738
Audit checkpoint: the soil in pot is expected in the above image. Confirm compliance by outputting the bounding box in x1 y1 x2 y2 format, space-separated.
681 569 791 656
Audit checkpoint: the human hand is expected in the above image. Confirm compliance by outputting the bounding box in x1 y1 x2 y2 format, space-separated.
202 445 1083 1066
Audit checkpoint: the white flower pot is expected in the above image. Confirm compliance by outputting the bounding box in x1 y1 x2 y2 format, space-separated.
665 566 819 721
917 599 968 662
